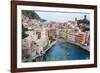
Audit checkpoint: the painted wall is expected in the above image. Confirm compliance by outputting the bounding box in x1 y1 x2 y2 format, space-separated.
0 0 99 73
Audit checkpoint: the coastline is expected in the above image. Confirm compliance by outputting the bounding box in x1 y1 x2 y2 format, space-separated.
31 41 56 60
24 39 89 62
66 40 90 52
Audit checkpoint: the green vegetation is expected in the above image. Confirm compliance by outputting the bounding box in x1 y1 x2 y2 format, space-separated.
76 15 90 25
22 10 41 19
77 19 90 25
49 36 55 43
35 56 44 61
22 25 28 39
27 56 33 62
22 10 46 22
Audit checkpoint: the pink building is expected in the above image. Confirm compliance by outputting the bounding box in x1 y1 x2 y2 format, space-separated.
75 32 89 46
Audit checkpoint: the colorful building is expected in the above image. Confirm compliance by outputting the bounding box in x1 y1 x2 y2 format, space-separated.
75 32 90 46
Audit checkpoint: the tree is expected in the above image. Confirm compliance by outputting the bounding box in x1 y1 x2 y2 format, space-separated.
77 19 90 25
22 25 28 39
22 10 46 22
77 15 90 25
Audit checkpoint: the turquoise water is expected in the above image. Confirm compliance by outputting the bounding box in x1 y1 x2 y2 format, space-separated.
44 42 90 61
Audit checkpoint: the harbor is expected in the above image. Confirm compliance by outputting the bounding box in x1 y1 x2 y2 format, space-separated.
22 10 90 62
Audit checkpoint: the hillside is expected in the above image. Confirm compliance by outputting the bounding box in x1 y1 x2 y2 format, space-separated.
22 10 41 20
